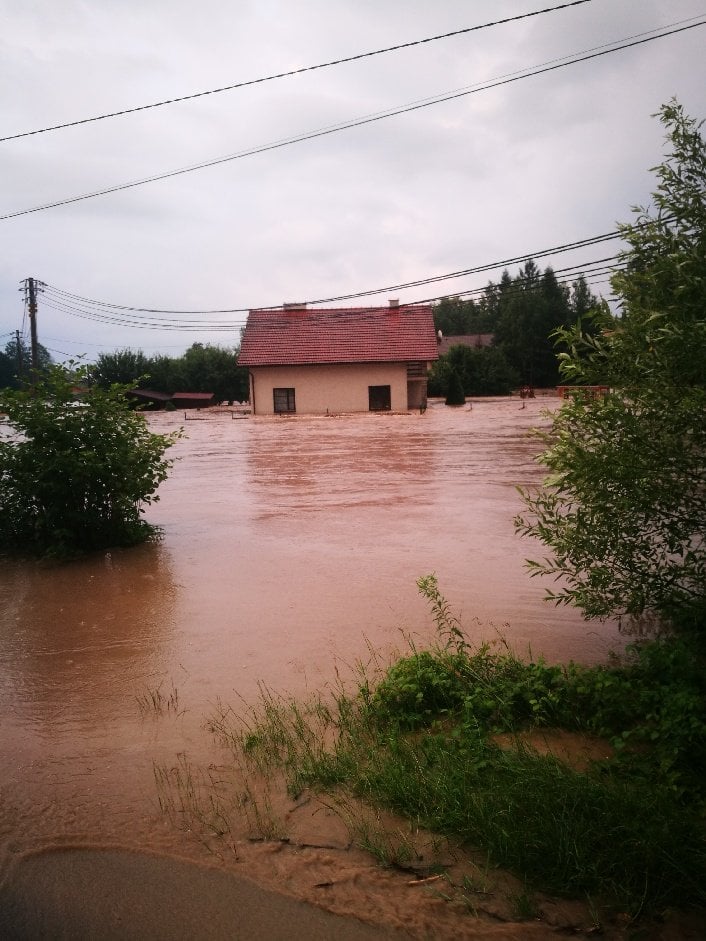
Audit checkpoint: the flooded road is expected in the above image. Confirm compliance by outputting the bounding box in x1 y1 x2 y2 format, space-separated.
0 397 624 937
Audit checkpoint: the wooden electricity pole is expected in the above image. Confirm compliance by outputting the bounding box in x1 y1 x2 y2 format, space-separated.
26 277 39 374
15 329 23 379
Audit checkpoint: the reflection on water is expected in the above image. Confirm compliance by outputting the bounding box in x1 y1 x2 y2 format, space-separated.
0 544 183 863
0 400 623 891
0 544 177 727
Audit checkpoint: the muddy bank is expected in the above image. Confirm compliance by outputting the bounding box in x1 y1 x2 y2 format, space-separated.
0 848 403 941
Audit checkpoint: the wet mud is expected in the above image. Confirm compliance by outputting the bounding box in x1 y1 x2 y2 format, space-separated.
0 397 627 938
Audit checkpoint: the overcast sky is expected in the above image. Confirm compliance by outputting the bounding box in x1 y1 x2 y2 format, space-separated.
1 0 704 361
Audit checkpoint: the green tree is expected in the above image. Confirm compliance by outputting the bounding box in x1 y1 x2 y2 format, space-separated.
433 296 494 335
0 363 179 556
90 344 249 403
0 347 15 389
516 101 706 627
180 343 249 402
144 353 186 395
569 274 600 321
92 349 151 388
0 337 53 389
493 261 573 387
429 344 518 397
479 269 513 328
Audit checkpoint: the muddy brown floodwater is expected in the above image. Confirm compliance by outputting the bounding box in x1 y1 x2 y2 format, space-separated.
0 397 627 939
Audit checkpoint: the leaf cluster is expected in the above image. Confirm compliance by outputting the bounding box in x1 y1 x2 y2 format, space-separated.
517 100 706 625
0 363 179 556
516 386 706 619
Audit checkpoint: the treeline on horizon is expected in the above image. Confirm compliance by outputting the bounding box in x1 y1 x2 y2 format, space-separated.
429 260 602 396
0 338 251 405
0 260 602 400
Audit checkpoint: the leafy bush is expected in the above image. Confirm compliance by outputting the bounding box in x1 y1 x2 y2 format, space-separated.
517 101 706 626
371 650 468 726
0 364 179 556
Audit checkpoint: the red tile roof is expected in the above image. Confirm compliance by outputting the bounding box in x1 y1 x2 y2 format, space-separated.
238 305 439 367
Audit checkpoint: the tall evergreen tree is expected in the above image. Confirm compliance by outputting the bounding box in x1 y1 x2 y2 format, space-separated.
493 261 574 387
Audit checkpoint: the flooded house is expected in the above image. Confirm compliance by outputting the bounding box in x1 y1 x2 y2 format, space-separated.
238 301 438 416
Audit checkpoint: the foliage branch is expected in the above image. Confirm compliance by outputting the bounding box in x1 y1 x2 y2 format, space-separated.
516 100 706 626
0 363 180 556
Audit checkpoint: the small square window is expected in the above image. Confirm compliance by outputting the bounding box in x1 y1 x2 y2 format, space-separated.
368 385 391 411
273 388 296 413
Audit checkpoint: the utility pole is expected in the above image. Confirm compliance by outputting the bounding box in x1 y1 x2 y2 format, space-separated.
15 329 22 379
26 277 39 374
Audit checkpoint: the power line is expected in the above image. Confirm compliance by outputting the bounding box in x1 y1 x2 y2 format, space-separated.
33 253 621 353
2 18 702 222
297 235 629 306
37 252 622 335
0 1 593 143
39 266 618 338
43 345 75 358
38 227 632 318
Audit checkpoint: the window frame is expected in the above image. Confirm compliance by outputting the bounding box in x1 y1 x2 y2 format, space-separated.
368 384 392 411
273 387 296 413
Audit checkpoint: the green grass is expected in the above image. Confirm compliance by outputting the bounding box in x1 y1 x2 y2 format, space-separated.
162 576 706 922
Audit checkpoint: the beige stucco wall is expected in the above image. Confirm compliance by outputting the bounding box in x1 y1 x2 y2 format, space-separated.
249 363 415 415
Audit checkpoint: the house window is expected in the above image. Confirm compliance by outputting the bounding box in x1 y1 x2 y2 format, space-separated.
273 388 296 413
368 385 391 411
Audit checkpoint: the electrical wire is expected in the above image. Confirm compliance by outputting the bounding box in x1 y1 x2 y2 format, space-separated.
32 258 622 357
38 228 631 320
2 18 703 222
43 346 75 359
26 265 622 357
38 259 622 335
1 1 594 143
293 236 628 306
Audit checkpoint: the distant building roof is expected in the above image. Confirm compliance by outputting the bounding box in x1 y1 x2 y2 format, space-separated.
126 389 172 402
239 303 439 367
438 334 494 356
171 392 216 401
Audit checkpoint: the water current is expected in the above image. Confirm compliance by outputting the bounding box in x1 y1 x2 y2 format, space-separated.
0 397 626 938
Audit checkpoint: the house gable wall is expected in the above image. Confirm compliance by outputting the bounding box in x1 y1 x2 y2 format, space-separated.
249 363 409 415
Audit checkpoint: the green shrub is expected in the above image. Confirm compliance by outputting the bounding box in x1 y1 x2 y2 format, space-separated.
445 369 466 406
0 364 179 556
